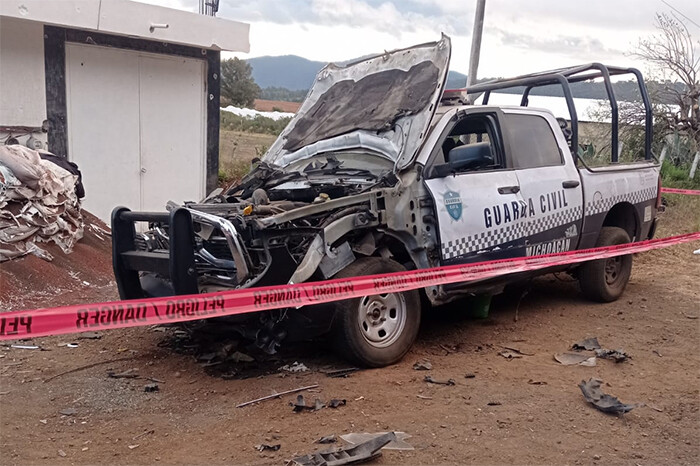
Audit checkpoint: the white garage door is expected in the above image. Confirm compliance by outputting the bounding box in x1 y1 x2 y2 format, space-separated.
65 43 206 222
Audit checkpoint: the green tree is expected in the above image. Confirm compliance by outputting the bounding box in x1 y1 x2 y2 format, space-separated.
220 58 261 108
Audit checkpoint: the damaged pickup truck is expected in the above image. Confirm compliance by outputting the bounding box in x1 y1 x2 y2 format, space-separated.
112 36 661 367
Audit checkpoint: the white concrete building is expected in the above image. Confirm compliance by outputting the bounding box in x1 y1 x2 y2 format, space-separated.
0 0 249 222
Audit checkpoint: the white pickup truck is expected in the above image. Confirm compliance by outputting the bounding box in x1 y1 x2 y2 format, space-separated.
112 36 661 367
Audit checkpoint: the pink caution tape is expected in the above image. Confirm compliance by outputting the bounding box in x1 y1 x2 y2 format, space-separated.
661 187 700 196
1 232 699 340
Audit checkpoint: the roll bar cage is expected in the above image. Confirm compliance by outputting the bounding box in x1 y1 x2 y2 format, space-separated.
461 63 653 163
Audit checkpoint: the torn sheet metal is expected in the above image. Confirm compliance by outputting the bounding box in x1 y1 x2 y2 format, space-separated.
578 378 639 414
0 145 84 262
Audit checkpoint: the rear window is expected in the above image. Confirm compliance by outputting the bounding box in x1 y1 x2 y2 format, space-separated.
504 114 563 169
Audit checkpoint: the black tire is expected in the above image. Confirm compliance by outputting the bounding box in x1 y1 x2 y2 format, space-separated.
579 226 633 302
331 257 421 367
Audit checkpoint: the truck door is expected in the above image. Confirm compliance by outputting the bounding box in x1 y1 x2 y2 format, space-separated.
502 110 584 256
424 111 528 264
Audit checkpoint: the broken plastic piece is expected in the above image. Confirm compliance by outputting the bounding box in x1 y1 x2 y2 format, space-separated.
280 361 309 373
328 399 346 408
572 337 601 351
340 432 413 451
578 378 639 414
554 352 595 366
292 432 396 466
255 444 280 452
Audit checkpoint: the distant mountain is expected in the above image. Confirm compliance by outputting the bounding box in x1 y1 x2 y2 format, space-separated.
246 55 468 92
247 55 680 104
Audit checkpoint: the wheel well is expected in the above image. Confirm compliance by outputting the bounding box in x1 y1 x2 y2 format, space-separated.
602 202 639 241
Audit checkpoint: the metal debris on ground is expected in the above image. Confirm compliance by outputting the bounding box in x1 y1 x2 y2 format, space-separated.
323 368 359 378
292 394 324 412
464 373 476 379
328 399 347 408
424 375 456 386
527 379 547 385
554 352 596 366
340 432 413 451
77 332 103 340
144 383 159 392
279 361 309 373
59 408 77 416
107 369 139 379
502 346 535 356
572 337 601 351
236 384 319 408
578 378 640 414
10 344 41 350
412 361 432 371
316 435 337 444
487 401 502 406
292 432 396 466
594 348 629 363
255 444 281 452
498 350 523 360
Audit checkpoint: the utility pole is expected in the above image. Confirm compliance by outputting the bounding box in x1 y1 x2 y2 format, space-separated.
467 0 486 103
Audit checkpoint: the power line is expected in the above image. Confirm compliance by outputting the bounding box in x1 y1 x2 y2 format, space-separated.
661 0 700 29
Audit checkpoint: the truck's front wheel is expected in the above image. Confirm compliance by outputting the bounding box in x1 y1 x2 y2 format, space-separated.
331 257 421 367
579 226 633 302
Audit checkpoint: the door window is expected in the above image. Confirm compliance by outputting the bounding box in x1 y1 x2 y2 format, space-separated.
504 114 563 169
437 114 503 173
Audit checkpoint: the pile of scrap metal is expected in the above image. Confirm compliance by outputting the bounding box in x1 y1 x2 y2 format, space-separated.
0 145 85 262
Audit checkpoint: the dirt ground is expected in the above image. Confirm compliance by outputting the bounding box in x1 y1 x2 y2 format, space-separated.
1 198 698 465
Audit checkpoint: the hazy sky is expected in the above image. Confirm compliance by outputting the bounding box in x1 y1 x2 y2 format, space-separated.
141 0 700 78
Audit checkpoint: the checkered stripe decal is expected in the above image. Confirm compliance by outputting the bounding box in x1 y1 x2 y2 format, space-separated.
441 187 657 260
442 205 583 260
585 187 657 216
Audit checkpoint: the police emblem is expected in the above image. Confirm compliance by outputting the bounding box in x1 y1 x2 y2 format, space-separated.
444 190 462 220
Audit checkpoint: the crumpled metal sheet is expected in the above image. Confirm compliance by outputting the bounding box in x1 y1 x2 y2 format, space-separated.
0 145 84 262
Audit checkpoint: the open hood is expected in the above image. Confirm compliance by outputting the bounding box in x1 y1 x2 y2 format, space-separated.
262 35 451 171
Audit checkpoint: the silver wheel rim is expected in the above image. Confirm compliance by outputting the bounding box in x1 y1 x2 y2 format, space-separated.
357 292 407 348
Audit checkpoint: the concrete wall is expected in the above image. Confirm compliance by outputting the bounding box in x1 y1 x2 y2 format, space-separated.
0 16 48 148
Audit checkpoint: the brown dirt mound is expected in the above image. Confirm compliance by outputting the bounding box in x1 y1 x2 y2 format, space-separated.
0 210 115 311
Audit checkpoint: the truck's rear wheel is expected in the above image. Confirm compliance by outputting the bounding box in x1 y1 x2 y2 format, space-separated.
579 227 633 302
331 257 421 367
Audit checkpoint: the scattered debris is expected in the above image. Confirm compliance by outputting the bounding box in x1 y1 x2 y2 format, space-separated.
578 378 640 414
43 356 137 383
255 444 281 452
328 399 347 408
279 362 309 373
292 432 396 465
652 350 663 358
144 383 159 393
292 394 324 412
594 348 629 363
413 361 432 371
682 312 698 320
77 332 103 340
132 429 155 440
339 431 413 451
39 419 47 424
502 346 535 356
424 375 455 386
416 395 433 400
323 367 359 378
108 369 140 379
499 350 523 360
572 337 601 351
229 351 255 362
59 408 77 416
236 384 319 408
464 373 476 379
316 435 337 444
527 379 547 385
487 401 502 406
10 344 41 350
57 449 67 457
554 352 596 366
128 444 140 450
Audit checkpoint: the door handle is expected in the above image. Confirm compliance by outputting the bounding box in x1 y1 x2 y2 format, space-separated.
562 180 580 189
498 185 520 194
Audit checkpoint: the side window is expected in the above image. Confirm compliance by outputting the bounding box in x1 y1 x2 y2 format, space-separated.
439 114 503 173
504 114 563 169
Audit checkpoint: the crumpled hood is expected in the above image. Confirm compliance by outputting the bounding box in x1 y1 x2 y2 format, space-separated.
262 35 451 170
